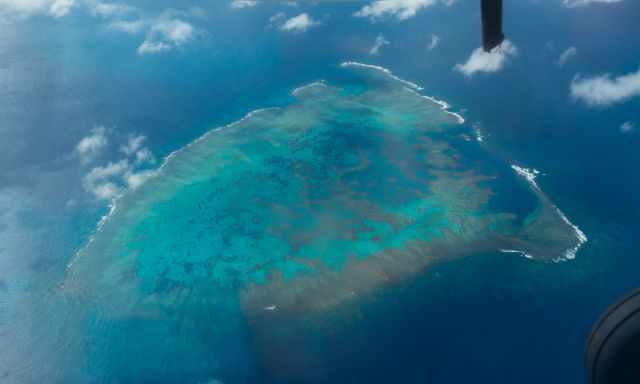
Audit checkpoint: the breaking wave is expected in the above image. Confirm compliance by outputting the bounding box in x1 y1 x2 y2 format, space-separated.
511 165 588 261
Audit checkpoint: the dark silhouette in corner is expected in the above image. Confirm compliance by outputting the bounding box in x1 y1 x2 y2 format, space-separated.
478 4 640 383
481 0 504 52
586 289 640 384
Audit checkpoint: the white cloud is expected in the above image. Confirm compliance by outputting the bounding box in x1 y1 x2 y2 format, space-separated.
454 40 518 77
138 15 194 55
0 0 75 18
620 121 635 133
120 134 146 156
83 159 128 200
571 67 640 106
427 33 439 50
83 153 156 200
88 1 135 17
230 0 258 9
369 34 389 55
562 0 623 8
79 130 158 201
134 147 155 165
90 182 122 200
84 159 129 185
267 11 286 27
124 169 156 190
76 126 108 164
49 0 73 17
355 0 454 21
557 46 577 67
121 135 156 164
108 19 146 34
101 8 199 54
138 41 171 54
0 0 43 15
280 13 318 33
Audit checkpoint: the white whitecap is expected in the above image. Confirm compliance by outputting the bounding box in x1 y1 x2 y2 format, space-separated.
510 164 588 261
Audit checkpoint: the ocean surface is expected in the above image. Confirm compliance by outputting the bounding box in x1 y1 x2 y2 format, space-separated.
1 1 639 383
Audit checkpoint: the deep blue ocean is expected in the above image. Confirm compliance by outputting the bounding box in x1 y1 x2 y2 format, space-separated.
1 1 640 383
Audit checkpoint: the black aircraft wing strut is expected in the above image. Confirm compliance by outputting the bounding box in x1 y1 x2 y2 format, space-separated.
481 0 504 52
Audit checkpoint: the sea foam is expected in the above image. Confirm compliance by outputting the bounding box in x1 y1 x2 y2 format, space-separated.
340 61 423 91
291 80 327 96
340 61 466 124
500 249 533 259
511 164 588 261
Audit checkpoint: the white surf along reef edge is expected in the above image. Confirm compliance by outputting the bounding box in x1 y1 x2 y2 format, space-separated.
473 124 485 142
76 62 466 267
67 107 280 270
71 62 587 270
340 61 466 124
291 80 328 96
508 165 588 262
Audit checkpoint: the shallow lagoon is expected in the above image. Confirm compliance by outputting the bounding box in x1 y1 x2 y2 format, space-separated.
62 64 584 382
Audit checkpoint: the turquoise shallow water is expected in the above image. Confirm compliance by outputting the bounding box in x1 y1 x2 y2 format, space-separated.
2 2 639 383
57 64 585 382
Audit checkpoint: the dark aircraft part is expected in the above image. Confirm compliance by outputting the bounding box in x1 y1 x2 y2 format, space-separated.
481 0 505 52
586 289 640 384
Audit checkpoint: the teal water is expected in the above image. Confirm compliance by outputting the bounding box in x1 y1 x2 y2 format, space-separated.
2 2 639 383
57 64 584 383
